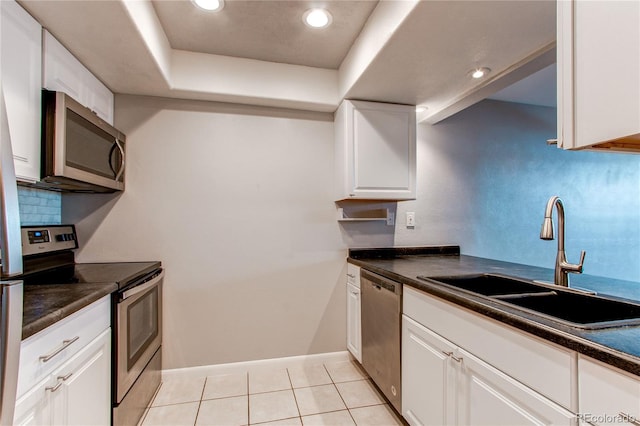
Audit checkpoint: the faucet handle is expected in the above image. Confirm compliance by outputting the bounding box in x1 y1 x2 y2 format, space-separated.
564 250 586 274
578 250 586 268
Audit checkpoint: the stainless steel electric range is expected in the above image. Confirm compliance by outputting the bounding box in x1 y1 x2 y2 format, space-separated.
19 224 163 425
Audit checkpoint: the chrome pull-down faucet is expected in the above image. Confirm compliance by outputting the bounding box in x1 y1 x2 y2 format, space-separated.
540 196 586 287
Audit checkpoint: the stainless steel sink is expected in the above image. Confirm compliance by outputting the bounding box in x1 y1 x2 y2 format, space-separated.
418 273 640 329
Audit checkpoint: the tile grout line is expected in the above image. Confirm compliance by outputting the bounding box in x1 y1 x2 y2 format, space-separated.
246 372 251 425
285 367 303 422
193 377 208 426
323 363 359 426
139 380 165 425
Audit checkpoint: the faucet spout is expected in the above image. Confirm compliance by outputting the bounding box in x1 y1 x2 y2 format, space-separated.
540 196 586 287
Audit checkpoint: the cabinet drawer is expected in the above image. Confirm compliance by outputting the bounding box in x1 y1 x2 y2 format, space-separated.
578 356 640 426
403 286 576 410
347 263 360 288
18 296 110 398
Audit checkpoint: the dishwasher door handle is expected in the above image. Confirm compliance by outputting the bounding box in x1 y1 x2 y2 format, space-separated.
367 279 398 294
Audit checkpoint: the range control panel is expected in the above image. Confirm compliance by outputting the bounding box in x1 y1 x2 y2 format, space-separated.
21 225 78 256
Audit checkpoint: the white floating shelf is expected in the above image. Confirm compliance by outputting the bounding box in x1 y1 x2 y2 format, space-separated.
337 208 393 223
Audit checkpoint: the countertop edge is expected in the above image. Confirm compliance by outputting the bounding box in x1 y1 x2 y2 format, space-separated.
349 257 640 378
22 284 117 340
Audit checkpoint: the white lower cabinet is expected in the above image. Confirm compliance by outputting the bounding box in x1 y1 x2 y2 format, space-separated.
402 316 456 425
15 329 111 426
402 286 578 426
346 264 362 362
346 282 362 363
578 356 640 426
12 375 53 426
52 329 111 425
402 316 575 426
15 296 111 426
459 344 575 426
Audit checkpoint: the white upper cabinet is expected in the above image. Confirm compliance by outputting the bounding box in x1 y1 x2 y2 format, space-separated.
334 100 416 201
42 30 114 125
557 0 640 152
1 0 42 183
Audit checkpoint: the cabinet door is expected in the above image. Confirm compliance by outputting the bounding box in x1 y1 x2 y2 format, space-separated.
51 329 111 426
335 100 416 200
578 356 640 426
1 0 42 182
346 283 362 363
42 30 114 125
402 315 457 426
85 79 114 125
42 30 84 103
14 376 55 426
458 347 576 426
558 0 640 150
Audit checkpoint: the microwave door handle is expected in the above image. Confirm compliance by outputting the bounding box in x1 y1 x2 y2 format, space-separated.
108 144 118 176
114 138 125 181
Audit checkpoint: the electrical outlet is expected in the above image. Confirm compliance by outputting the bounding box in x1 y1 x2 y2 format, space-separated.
406 212 416 227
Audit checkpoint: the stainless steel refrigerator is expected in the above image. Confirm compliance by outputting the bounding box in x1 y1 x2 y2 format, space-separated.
0 83 25 424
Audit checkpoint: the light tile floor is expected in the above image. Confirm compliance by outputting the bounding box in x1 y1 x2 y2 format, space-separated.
140 360 405 426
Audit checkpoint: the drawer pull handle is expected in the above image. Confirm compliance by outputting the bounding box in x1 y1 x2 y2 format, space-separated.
39 336 80 363
45 381 63 393
442 351 463 363
619 413 640 426
58 372 73 382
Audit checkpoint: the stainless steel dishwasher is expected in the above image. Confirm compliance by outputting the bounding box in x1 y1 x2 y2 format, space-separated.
360 269 402 413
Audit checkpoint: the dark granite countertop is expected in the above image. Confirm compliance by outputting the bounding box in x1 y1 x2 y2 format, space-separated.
22 261 161 340
348 247 640 378
23 282 117 340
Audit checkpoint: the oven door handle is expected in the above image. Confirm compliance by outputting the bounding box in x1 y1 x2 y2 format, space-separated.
121 270 164 301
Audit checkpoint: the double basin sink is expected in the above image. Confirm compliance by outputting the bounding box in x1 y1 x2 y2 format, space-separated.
418 274 640 329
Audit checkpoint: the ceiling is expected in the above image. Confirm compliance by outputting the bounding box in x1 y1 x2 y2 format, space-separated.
488 63 556 108
152 0 378 69
18 0 556 123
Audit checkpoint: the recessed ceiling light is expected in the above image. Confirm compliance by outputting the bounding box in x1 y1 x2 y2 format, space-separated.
303 9 332 28
470 67 491 79
415 106 428 113
192 0 224 12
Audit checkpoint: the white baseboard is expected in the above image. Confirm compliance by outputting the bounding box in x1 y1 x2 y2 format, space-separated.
162 351 353 381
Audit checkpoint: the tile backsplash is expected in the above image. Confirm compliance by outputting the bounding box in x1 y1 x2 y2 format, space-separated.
17 187 61 226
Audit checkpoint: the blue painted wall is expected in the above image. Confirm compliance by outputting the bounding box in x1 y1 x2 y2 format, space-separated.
395 100 640 282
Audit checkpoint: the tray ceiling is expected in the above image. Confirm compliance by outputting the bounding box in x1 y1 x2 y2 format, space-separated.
152 0 378 69
19 0 556 122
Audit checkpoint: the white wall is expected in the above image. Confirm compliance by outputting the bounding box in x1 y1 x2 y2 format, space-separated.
62 96 640 369
63 96 348 369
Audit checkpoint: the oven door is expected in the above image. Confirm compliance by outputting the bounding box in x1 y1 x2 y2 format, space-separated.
116 270 163 403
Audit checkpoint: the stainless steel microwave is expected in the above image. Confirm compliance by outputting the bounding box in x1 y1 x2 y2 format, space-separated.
40 90 125 192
